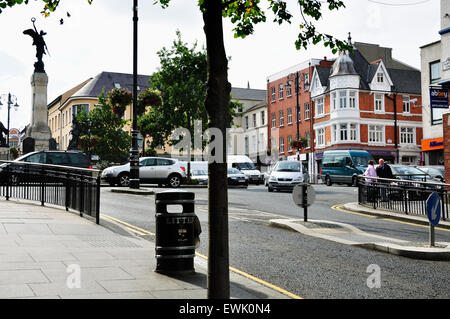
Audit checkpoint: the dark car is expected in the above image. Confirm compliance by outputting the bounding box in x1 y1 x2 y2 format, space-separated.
227 168 249 186
388 165 444 200
13 151 92 168
0 151 92 185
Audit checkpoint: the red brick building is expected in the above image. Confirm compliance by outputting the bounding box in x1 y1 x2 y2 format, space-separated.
267 41 422 182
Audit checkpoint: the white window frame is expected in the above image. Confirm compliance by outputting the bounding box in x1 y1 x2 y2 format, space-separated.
286 81 292 97
261 111 265 126
339 124 348 141
377 72 384 83
279 110 284 127
339 91 347 109
374 94 384 112
271 87 276 102
287 108 293 125
349 123 357 141
403 96 411 114
400 127 415 145
252 113 257 127
288 136 293 152
331 92 337 111
271 113 276 128
349 91 357 109
305 103 310 120
317 128 325 146
368 124 384 144
280 137 285 153
315 98 324 116
279 84 284 100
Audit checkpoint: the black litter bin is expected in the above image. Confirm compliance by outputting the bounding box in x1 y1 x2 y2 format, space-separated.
155 190 201 274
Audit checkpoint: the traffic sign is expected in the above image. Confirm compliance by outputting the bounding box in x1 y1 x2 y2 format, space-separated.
292 184 315 208
426 192 441 227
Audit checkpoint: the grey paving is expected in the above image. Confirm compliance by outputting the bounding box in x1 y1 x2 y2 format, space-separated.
0 199 291 299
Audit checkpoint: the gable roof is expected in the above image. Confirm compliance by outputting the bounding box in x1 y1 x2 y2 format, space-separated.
313 48 421 95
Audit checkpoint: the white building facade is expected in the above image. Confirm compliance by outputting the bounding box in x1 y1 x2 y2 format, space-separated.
420 0 450 165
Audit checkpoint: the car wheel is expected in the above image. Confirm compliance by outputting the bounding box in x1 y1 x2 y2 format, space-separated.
268 185 274 192
325 176 332 186
118 173 130 187
168 174 181 188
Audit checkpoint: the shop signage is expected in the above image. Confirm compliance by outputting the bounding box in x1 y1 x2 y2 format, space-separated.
443 58 450 72
421 137 444 152
430 88 449 108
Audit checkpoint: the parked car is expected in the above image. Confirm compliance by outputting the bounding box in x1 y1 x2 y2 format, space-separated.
0 150 92 185
13 150 92 168
101 157 186 188
227 155 264 185
321 150 373 186
388 164 444 200
227 168 248 186
267 160 304 192
191 169 208 185
415 165 445 183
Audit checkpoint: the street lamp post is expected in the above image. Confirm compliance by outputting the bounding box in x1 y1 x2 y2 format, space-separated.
0 93 19 160
129 0 140 189
386 86 399 164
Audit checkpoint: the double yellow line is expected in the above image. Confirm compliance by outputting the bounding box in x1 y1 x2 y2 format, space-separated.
102 213 303 299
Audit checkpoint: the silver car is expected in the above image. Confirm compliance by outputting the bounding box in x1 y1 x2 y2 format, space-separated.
268 161 304 192
101 157 186 188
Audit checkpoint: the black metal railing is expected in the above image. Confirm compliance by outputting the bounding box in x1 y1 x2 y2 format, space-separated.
0 160 101 224
357 175 449 221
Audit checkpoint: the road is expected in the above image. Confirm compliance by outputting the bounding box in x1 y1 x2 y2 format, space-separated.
99 184 450 299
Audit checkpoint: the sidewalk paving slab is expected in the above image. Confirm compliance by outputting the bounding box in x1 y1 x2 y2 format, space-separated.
0 199 291 299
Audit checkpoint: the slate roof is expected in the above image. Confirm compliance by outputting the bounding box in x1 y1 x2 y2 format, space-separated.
231 87 266 102
315 48 421 95
72 71 151 98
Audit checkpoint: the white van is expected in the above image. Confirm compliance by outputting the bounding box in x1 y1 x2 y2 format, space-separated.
227 155 264 185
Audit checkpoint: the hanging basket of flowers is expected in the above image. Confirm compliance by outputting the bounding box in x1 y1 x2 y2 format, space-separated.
137 88 162 115
290 137 308 150
108 88 133 117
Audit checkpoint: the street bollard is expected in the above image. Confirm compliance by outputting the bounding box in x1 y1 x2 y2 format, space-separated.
154 190 201 275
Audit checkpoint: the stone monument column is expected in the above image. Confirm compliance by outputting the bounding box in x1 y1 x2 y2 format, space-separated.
23 72 53 153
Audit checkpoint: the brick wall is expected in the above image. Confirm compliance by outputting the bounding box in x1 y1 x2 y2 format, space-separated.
443 113 450 186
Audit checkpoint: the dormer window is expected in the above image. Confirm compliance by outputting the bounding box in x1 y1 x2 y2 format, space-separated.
377 72 384 83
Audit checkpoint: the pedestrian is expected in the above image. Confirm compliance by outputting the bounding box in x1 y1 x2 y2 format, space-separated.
364 160 378 203
363 160 377 184
376 158 394 202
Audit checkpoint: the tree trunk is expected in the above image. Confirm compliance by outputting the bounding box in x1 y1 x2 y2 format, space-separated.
202 0 231 299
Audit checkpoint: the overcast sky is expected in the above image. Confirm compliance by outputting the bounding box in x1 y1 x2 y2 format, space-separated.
0 0 441 130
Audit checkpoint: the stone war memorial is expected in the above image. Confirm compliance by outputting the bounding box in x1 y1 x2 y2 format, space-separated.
22 18 56 154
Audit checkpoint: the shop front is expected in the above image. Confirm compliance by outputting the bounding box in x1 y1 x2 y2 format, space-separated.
421 137 444 165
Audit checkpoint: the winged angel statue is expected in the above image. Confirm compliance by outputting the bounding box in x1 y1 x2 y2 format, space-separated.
23 18 50 73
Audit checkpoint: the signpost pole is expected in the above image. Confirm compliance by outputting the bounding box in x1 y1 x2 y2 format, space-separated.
430 223 435 247
303 184 308 222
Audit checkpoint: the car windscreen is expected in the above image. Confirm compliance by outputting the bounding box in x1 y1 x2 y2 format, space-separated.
352 156 373 167
391 166 428 177
423 167 443 177
233 162 256 170
227 168 241 174
275 161 301 172
192 169 207 176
